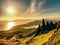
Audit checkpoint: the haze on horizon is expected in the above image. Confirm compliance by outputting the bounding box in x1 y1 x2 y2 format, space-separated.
0 0 60 21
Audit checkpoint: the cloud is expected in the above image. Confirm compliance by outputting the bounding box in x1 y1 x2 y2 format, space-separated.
0 0 60 20
21 0 46 15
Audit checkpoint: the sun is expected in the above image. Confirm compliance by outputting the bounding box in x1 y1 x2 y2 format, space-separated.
6 6 15 15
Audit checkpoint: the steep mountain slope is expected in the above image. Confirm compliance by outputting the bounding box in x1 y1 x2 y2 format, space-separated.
0 28 36 40
26 30 55 45
0 28 57 45
43 28 60 45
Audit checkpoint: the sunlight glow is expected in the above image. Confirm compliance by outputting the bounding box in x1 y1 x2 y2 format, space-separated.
6 7 15 15
7 22 15 29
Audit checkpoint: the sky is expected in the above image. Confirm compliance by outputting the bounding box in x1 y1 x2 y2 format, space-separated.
0 0 60 21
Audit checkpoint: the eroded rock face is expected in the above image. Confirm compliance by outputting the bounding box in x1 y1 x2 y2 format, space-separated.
57 21 60 30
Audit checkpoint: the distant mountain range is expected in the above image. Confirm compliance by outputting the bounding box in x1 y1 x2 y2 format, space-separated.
9 19 57 28
0 19 57 31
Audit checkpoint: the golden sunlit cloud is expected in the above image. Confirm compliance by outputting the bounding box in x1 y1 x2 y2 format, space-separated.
2 1 23 16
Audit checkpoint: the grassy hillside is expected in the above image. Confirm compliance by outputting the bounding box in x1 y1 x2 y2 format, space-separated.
0 28 55 45
26 30 55 45
43 28 60 45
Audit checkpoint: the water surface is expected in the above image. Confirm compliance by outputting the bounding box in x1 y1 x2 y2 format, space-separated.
0 20 32 31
